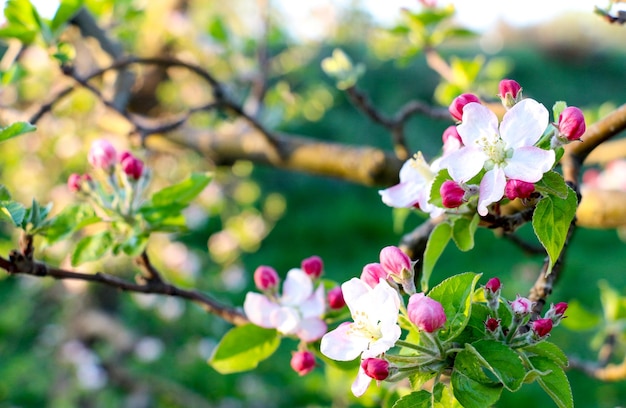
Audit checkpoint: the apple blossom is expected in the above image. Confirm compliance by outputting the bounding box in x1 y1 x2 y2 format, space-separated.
290 350 316 376
88 139 117 170
441 125 463 155
378 152 444 217
359 263 387 288
407 293 447 333
511 295 533 316
320 277 401 362
439 99 555 216
253 265 279 291
449 93 481 122
244 268 327 342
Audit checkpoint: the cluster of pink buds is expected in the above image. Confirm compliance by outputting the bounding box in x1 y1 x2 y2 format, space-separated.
360 246 417 294
68 139 150 217
482 277 567 346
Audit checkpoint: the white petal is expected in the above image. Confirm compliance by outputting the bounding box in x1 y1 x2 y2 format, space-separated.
271 306 301 335
351 367 373 397
341 278 372 315
300 284 326 319
458 103 498 146
439 147 488 183
500 99 549 148
477 167 506 216
378 181 422 208
320 323 368 361
243 292 279 328
297 317 327 342
281 268 312 306
368 322 401 356
505 147 555 183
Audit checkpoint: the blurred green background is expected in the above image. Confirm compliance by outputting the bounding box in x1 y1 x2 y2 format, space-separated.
0 1 626 407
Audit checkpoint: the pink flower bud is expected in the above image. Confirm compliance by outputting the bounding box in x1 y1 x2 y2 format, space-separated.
440 180 465 208
361 358 390 381
67 173 82 192
532 318 553 337
407 293 447 333
505 179 535 200
327 286 346 309
510 296 533 315
119 150 133 163
88 139 117 170
121 154 144 180
498 79 522 100
485 277 501 294
553 302 568 316
360 263 387 288
253 265 279 291
449 93 481 121
558 106 586 141
485 317 500 332
301 255 323 279
290 350 316 376
441 126 463 156
379 246 411 278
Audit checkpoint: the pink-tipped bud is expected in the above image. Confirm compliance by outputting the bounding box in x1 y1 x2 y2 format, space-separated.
511 295 533 315
545 302 568 324
301 255 323 279
532 318 553 337
441 126 463 156
498 79 522 108
553 302 568 316
67 173 82 192
379 246 411 277
253 265 279 291
121 154 144 180
485 317 500 332
361 358 390 381
440 180 465 208
88 139 117 170
290 351 316 376
485 277 501 294
449 93 481 121
119 151 133 163
505 179 535 200
327 286 346 309
360 263 387 288
407 293 447 333
558 106 586 141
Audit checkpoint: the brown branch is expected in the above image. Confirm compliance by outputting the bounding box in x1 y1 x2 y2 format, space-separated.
0 252 248 326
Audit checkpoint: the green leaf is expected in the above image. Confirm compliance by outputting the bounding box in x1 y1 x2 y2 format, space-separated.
321 48 365 90
530 356 573 408
151 172 212 207
532 187 577 274
1 0 40 43
392 390 432 408
0 185 12 201
598 280 626 322
51 0 83 33
559 299 601 331
428 272 481 342
451 349 503 408
451 214 479 252
208 16 229 43
0 201 26 226
535 171 569 199
466 340 527 391
0 121 36 143
138 203 187 231
40 203 101 244
120 234 149 257
71 231 114 266
523 341 568 367
421 222 452 292
428 169 451 208
552 101 568 123
209 324 280 374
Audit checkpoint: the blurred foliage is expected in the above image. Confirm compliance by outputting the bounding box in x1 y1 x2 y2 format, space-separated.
0 0 625 407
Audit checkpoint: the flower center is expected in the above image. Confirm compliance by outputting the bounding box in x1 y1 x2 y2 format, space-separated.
409 152 434 181
349 310 382 341
476 134 509 165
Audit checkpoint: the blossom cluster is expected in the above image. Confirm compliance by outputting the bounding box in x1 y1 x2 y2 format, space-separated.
380 79 586 217
68 139 149 217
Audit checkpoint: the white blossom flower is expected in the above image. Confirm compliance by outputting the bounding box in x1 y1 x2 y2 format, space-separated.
243 268 327 342
439 99 555 215
320 278 401 362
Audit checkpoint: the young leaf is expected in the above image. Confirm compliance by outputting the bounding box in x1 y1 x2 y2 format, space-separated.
392 390 432 408
451 214 479 252
529 356 573 408
535 171 569 199
0 121 36 143
451 349 503 408
466 340 527 391
532 187 577 274
209 324 280 374
151 172 212 207
0 185 12 201
51 0 83 33
40 203 101 244
0 201 26 226
71 231 114 266
421 222 452 292
428 272 482 342
522 341 568 367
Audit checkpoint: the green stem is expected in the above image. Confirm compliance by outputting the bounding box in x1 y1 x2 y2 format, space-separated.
395 339 439 357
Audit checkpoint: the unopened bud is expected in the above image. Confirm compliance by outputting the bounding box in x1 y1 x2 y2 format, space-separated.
379 246 416 294
407 293 447 333
545 302 568 324
511 296 533 316
253 265 279 291
498 79 523 109
121 154 144 180
301 255 323 279
505 179 535 200
440 180 465 208
361 358 390 381
360 263 387 288
327 286 346 309
485 317 500 332
88 139 117 170
449 93 481 122
441 126 463 156
290 351 316 376
532 318 553 337
558 106 586 141
67 173 83 192
485 277 501 294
